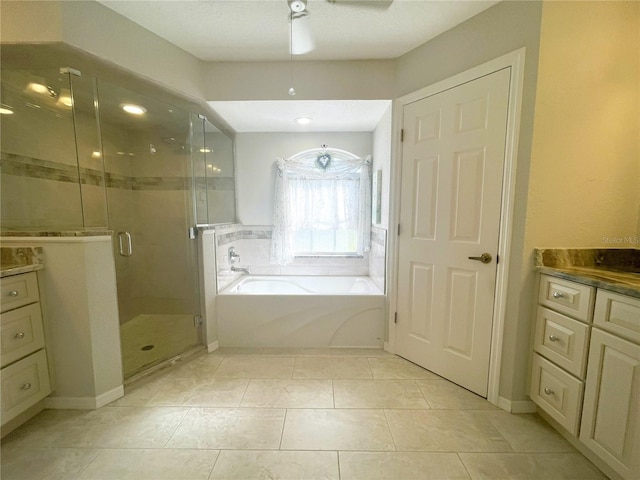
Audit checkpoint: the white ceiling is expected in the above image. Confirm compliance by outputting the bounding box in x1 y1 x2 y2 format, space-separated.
97 0 499 132
98 0 499 62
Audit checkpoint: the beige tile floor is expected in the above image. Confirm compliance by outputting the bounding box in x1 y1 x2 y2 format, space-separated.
1 348 608 480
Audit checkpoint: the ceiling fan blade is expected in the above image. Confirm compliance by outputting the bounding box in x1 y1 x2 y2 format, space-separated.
326 0 393 9
291 14 315 55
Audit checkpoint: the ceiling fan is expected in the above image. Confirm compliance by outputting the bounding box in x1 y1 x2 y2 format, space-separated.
287 0 393 55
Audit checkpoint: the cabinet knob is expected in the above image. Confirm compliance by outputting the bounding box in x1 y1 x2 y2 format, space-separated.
552 291 564 299
543 387 554 396
548 335 559 342
21 383 32 390
8 290 19 297
14 332 25 339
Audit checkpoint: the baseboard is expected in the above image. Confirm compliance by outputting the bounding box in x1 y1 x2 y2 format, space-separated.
207 341 220 353
95 385 125 408
44 385 124 410
383 341 395 354
497 396 538 413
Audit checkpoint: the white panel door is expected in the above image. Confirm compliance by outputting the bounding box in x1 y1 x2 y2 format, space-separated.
396 68 511 397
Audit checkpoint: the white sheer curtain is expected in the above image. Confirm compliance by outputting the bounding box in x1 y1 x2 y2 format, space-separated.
270 148 371 265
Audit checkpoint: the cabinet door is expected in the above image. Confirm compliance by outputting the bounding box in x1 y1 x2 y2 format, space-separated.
580 328 640 480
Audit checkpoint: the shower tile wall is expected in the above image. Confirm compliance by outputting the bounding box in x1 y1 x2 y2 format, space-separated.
102 118 198 323
213 224 378 292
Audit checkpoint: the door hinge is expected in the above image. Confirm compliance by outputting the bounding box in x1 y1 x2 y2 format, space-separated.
397 224 401 236
194 315 203 327
400 129 404 142
394 312 398 324
496 254 499 264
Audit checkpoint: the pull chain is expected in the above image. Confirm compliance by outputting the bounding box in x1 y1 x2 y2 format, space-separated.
288 12 296 96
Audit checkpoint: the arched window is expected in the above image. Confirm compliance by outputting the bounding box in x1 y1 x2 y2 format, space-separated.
270 147 371 265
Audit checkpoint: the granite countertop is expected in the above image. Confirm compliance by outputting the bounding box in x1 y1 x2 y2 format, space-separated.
1 246 44 278
534 248 640 298
0 263 44 278
1 229 112 237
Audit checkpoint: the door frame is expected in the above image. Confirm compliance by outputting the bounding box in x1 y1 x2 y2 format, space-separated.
387 48 526 407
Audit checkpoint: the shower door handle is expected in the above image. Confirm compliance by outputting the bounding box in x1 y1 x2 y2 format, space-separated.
118 231 133 257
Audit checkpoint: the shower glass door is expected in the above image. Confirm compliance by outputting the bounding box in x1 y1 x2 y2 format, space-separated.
97 80 201 378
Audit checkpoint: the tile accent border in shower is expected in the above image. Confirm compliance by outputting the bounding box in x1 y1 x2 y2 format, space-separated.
0 152 235 192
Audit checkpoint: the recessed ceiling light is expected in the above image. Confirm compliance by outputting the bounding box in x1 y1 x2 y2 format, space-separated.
121 103 147 115
295 117 312 125
28 82 49 94
0 105 14 115
58 95 73 107
199 148 211 153
91 151 102 159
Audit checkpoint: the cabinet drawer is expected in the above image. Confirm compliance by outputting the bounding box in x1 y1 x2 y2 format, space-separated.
539 274 595 322
0 272 39 313
534 306 591 379
593 290 640 344
1 349 51 425
530 353 584 435
1 303 45 368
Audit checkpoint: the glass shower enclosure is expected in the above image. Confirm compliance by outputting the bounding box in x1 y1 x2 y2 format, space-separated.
0 60 234 380
98 81 202 378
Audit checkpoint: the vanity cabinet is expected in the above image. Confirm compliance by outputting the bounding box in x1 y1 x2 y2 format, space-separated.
580 292 640 480
0 271 51 426
531 273 640 480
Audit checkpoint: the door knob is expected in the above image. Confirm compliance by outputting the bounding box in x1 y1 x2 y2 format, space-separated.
468 253 492 264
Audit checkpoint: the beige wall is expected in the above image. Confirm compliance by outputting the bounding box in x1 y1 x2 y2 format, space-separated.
235 132 373 225
372 104 393 231
527 1 640 247
202 60 395 101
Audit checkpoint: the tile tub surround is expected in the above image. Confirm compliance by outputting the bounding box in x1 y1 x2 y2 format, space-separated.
0 348 608 480
370 226 387 293
213 224 375 291
534 248 640 298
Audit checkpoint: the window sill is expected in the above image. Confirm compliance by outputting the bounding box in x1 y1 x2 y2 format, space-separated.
293 254 364 259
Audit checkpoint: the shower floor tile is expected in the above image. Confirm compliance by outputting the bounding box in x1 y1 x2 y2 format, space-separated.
120 313 199 378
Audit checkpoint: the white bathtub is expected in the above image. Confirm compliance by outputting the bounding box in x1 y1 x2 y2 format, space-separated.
216 275 385 348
